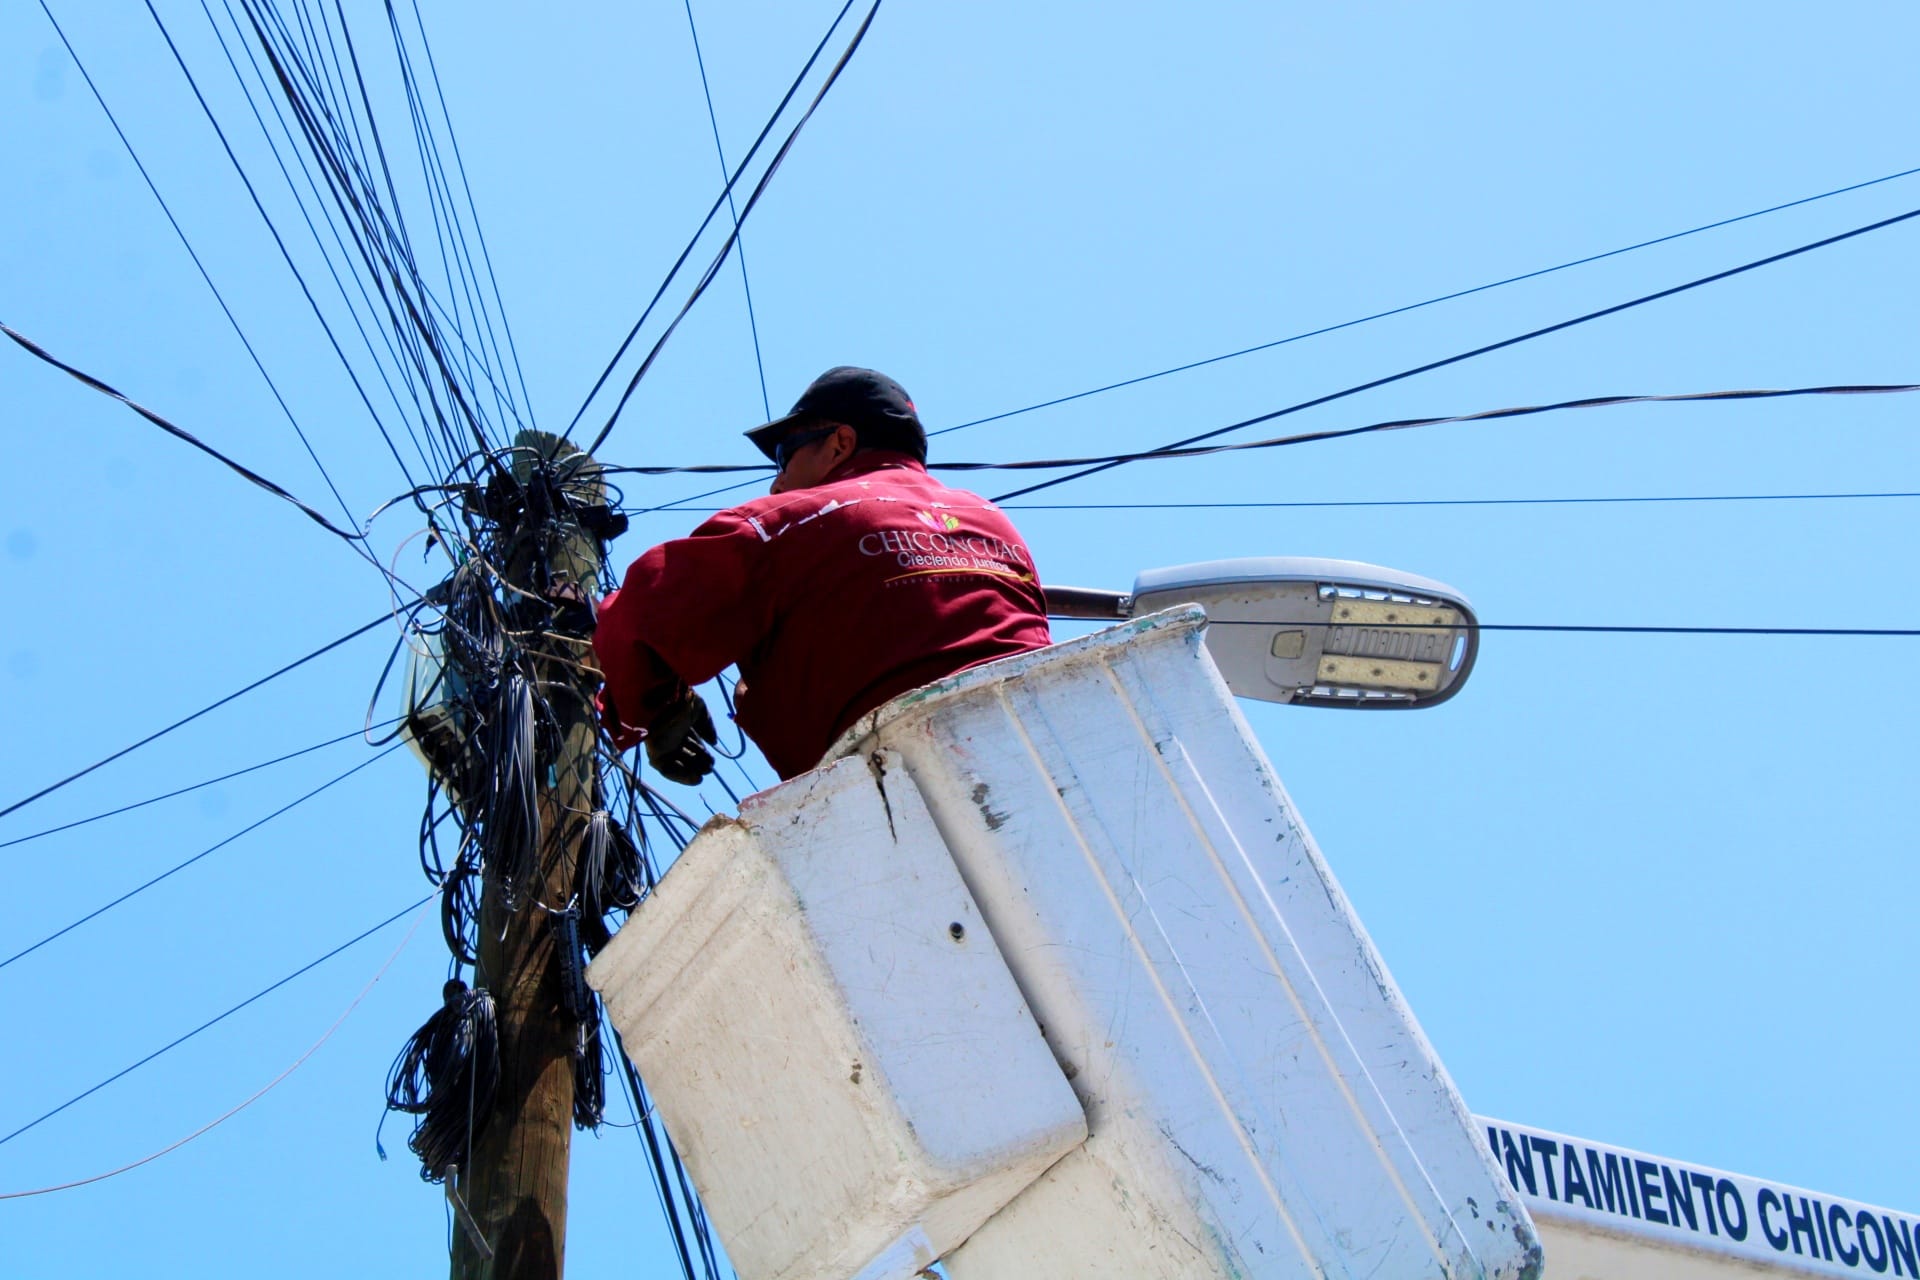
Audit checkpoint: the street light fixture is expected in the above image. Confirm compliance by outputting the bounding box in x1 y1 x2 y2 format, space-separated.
1045 557 1478 709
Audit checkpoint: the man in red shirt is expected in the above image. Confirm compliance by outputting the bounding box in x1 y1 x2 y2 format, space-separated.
593 367 1052 784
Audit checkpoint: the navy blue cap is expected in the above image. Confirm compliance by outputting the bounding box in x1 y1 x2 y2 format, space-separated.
745 367 927 463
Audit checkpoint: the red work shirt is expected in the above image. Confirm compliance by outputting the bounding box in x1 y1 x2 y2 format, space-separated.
593 451 1051 780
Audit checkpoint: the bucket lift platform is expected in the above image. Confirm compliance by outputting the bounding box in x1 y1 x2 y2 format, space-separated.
590 607 1542 1280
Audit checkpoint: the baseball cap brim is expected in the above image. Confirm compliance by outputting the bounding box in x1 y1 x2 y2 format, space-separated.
744 411 812 463
743 367 928 463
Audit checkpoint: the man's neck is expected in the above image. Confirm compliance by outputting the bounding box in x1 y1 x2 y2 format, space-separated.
821 449 925 486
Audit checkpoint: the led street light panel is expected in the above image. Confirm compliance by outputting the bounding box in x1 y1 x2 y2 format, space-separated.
1128 557 1478 708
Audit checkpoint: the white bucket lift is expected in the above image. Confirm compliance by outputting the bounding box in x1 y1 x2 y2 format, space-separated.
588 750 1088 1280
590 607 1541 1280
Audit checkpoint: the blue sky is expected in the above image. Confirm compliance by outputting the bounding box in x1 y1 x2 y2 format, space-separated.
3 3 1917 1276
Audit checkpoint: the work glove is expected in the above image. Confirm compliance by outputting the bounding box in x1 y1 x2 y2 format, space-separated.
646 693 718 786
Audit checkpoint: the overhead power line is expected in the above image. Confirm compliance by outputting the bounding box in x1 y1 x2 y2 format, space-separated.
0 897 429 1200
934 383 1920 472
672 487 1920 514
1 321 365 543
0 744 405 974
631 475 769 515
4 312 425 606
32 0 358 532
139 0 431 489
564 0 861 439
1204 620 1920 637
583 0 886 453
989 204 1920 502
0 612 393 823
382 0 535 438
0 718 402 852
683 0 773 420
609 1032 728 1280
400 0 540 434
1482 624 1920 636
628 164 1920 518
588 380 1920 478
0 892 435 1149
671 490 1920 515
930 162 1920 440
197 0 457 481
229 0 500 472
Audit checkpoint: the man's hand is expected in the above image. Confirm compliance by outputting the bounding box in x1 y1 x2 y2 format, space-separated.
646 693 718 786
596 687 643 753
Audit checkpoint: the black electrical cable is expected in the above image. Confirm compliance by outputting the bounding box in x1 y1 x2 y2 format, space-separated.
0 892 435 1149
11 310 423 639
478 670 542 901
684 0 772 421
999 490 1920 512
584 380 1920 478
141 0 428 490
933 383 1920 473
989 204 1920 502
236 0 491 482
654 476 765 509
379 3 491 430
583 0 885 454
33 0 360 531
0 744 405 974
518 740 721 1280
664 489 1920 515
1477 624 1920 636
536 754 717 1280
592 462 763 476
0 612 391 822
930 164 1920 441
231 0 455 474
321 0 497 461
193 0 476 486
562 0 861 441
437 847 482 969
381 978 499 1181
203 0 455 481
609 1042 703 1280
625 165 1920 518
0 718 402 852
1202 620 1920 637
610 1028 727 1280
403 0 538 431
332 0 423 285
237 0 498 470
1 322 366 542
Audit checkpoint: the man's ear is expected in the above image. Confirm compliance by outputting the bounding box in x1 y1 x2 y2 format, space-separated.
831 423 860 462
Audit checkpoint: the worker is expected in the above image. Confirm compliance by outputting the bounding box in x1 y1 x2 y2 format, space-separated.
592 367 1052 785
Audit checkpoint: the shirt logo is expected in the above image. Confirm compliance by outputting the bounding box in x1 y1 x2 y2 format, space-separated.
914 509 962 532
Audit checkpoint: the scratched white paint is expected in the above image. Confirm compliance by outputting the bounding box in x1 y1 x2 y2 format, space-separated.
824 608 1543 1279
588 751 1087 1280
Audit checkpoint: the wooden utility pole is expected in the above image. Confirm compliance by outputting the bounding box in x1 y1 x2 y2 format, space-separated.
451 430 606 1280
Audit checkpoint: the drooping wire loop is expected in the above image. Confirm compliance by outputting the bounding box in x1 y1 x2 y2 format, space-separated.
382 979 499 1182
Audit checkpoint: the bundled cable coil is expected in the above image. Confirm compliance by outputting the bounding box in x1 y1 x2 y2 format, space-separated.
383 980 500 1182
575 809 647 951
475 668 541 900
